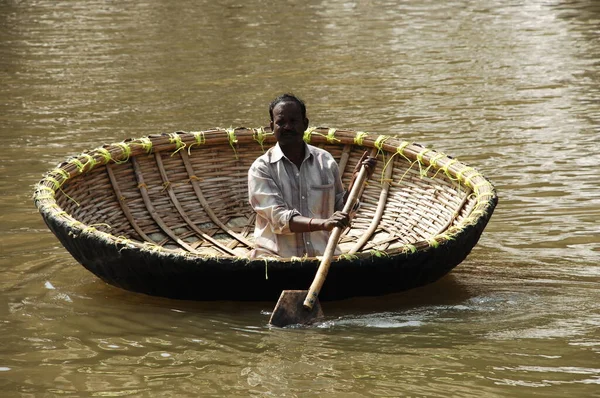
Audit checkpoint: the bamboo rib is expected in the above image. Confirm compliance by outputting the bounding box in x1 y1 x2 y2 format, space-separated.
179 150 254 248
340 147 379 241
359 148 379 197
105 163 153 243
349 155 395 254
430 188 472 238
338 144 352 174
153 152 237 256
131 157 199 253
334 144 353 239
362 224 411 251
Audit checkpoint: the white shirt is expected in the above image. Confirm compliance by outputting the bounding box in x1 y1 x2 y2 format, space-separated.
248 143 345 258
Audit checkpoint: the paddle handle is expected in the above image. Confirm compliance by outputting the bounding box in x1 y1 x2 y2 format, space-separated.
303 164 370 310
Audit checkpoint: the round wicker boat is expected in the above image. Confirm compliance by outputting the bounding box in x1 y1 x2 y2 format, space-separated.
33 127 497 301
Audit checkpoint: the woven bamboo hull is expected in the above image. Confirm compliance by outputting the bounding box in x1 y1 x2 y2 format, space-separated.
34 128 497 301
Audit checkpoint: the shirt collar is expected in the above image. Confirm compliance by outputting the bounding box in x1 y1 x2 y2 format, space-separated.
270 142 313 164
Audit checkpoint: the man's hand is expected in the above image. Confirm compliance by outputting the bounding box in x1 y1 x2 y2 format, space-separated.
323 211 350 231
353 151 377 179
344 151 378 205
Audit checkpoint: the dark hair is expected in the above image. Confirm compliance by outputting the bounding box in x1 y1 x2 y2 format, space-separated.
269 93 306 121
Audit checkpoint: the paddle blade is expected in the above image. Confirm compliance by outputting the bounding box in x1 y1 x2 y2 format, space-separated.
269 290 324 327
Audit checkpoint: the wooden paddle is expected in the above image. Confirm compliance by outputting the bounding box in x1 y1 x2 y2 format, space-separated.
269 162 370 327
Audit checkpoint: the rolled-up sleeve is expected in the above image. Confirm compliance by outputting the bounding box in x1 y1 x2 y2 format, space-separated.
248 161 300 235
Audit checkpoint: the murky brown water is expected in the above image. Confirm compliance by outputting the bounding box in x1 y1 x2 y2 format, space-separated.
1 0 599 396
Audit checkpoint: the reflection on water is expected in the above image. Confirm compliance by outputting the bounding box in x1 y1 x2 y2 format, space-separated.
1 0 599 396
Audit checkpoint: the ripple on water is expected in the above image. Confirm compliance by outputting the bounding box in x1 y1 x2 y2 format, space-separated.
2 0 600 396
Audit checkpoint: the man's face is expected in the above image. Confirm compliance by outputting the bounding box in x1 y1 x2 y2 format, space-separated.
270 101 309 148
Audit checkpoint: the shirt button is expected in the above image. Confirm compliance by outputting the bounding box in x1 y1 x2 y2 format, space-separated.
302 196 305 199
307 241 311 245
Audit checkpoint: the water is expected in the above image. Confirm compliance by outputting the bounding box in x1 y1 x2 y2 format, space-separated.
1 0 599 396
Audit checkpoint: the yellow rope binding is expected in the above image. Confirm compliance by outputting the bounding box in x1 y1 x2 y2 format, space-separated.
186 175 203 183
440 159 461 192
461 168 480 188
369 249 389 258
303 127 316 143
416 148 431 178
374 135 389 156
68 157 86 173
52 168 70 183
253 127 268 152
95 147 113 164
472 180 490 195
380 141 411 183
169 133 186 156
401 244 417 254
137 137 153 154
226 128 239 160
80 153 97 172
427 236 440 248
58 187 80 207
304 127 341 143
338 253 359 261
114 142 132 164
35 185 55 195
326 128 340 143
188 131 206 155
46 173 64 190
353 131 369 146
34 193 55 201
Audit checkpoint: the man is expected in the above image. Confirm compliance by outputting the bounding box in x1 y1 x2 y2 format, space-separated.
248 94 376 258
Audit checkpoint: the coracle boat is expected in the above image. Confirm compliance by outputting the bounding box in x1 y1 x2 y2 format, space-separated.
34 127 497 301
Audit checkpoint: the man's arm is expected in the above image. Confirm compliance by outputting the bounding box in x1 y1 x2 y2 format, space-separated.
248 161 300 235
289 213 350 233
